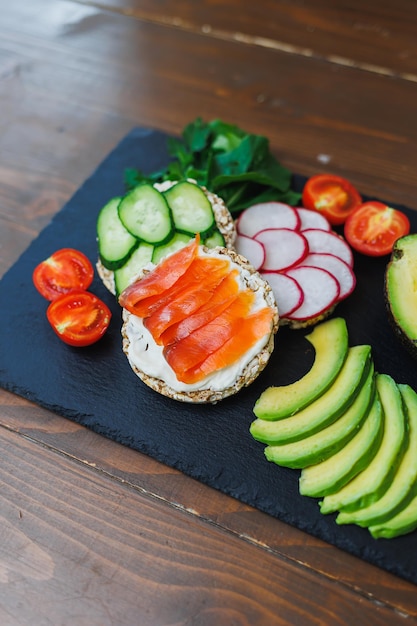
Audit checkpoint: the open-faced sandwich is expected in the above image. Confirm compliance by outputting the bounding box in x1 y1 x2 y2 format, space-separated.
119 235 278 403
96 179 236 296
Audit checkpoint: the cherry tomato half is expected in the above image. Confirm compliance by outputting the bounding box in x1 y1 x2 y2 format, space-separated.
33 248 94 301
46 290 112 347
302 174 362 226
344 201 410 257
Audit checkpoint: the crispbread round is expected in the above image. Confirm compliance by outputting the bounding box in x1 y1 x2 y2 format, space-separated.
121 247 278 404
97 180 236 296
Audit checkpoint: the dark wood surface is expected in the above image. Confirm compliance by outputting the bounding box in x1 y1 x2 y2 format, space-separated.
1 1 417 623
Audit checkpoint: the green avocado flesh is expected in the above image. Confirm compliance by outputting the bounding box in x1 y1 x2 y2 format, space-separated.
251 315 417 539
370 491 417 539
250 344 371 444
337 384 417 529
320 374 408 515
299 392 383 498
253 317 349 420
263 363 375 469
385 234 417 355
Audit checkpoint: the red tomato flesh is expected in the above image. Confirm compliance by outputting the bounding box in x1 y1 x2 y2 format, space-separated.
46 290 112 346
302 174 362 226
344 201 410 257
33 248 94 300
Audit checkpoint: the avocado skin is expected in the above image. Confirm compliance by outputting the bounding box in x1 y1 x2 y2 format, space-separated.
385 234 417 359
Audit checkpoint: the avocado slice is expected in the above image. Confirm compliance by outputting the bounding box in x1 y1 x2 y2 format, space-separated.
299 392 383 498
369 493 417 539
262 362 375 468
337 384 417 529
320 374 408 515
385 234 417 357
253 317 349 420
250 344 371 445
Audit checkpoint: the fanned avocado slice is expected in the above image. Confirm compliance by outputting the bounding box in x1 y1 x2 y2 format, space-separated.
253 317 349 421
263 362 375 468
299 392 384 498
250 344 372 445
320 374 408 515
385 234 417 356
370 494 417 539
338 383 417 529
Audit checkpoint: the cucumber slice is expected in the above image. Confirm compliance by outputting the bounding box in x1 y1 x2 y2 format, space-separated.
164 181 215 236
203 229 226 248
114 242 154 296
118 184 174 245
97 197 138 270
152 232 193 265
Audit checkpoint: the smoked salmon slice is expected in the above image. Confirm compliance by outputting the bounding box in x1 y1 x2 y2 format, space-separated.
122 247 229 319
180 307 274 384
144 256 232 343
120 237 276 387
119 235 200 315
160 269 240 346
163 290 255 379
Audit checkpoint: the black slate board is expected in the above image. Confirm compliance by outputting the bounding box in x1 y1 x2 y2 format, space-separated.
2 127 417 584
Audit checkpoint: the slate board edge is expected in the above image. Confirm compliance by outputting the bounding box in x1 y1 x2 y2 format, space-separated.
1 126 416 586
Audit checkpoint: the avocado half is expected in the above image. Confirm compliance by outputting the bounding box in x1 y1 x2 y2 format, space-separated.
385 234 417 356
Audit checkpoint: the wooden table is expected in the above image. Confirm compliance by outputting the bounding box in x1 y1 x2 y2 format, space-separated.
1 1 417 623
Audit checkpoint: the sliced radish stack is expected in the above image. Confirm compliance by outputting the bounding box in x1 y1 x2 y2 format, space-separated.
262 272 304 318
285 266 340 322
234 201 357 327
235 234 265 270
295 207 331 232
302 228 354 267
236 202 301 238
299 253 356 300
254 228 308 272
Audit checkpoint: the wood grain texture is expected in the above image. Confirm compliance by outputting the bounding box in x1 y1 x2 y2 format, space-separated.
74 0 417 78
1 0 417 622
1 0 417 277
0 419 414 625
2 388 417 619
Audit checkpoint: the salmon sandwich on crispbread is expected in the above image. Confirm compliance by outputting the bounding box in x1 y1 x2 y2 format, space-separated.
119 235 278 404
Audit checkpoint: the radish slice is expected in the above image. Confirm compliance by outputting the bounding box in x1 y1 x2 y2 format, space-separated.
295 207 331 232
302 228 354 267
262 272 304 318
236 202 301 237
254 228 308 272
300 253 356 300
285 266 340 321
235 234 265 270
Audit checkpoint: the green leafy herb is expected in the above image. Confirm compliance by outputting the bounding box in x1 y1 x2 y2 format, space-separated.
125 118 301 213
